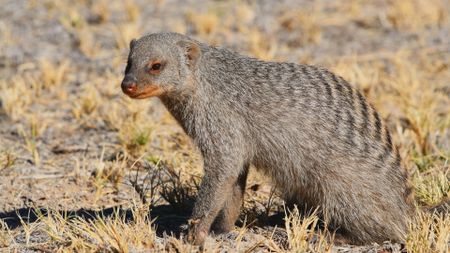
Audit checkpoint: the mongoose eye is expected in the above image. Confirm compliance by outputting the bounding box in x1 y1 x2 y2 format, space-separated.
148 61 163 74
152 63 161 70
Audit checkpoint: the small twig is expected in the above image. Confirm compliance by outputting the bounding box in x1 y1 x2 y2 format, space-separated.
18 174 67 180
244 240 266 253
265 184 278 218
26 245 54 253
128 154 149 204
51 145 88 154
130 180 147 205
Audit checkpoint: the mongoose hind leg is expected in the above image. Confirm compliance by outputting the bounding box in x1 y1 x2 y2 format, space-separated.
211 165 249 234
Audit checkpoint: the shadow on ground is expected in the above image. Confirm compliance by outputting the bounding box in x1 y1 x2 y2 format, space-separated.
0 204 192 237
0 204 287 238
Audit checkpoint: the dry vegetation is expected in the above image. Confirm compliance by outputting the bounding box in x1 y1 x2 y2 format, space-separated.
0 0 449 252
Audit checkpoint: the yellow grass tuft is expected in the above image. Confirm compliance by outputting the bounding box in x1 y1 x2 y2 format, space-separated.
407 211 450 253
75 26 102 58
186 10 219 38
0 150 16 171
90 0 110 24
279 5 323 45
90 148 127 196
59 7 86 30
247 28 278 61
0 219 11 248
124 0 140 22
387 0 448 31
17 116 46 167
414 166 450 206
113 23 141 51
284 207 333 252
39 59 70 89
29 204 158 252
72 83 103 122
0 78 32 121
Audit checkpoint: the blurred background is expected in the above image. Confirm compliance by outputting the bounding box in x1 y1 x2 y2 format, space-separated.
0 0 449 252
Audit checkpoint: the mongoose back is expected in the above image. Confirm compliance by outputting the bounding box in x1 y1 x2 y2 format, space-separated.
121 32 415 245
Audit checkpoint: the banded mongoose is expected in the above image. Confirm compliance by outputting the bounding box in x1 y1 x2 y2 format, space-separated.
121 32 415 245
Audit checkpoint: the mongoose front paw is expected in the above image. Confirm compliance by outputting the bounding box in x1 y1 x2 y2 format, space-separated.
187 219 207 246
187 229 207 246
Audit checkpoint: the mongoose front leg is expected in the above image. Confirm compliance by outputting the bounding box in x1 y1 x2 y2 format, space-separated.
210 165 249 234
187 161 244 245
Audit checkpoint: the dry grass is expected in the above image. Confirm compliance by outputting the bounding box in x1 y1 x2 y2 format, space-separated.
0 78 32 122
407 211 450 253
0 0 449 252
387 0 448 31
284 207 333 252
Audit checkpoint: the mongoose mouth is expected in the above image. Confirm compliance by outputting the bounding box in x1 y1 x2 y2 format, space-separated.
126 85 165 99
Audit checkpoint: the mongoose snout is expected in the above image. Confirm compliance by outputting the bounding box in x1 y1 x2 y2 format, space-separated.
121 32 415 246
121 75 138 95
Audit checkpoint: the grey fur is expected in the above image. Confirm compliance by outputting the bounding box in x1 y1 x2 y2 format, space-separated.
121 32 415 245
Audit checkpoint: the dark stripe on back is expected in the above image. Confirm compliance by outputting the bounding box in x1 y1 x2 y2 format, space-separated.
287 70 301 107
318 72 333 101
373 110 382 140
314 70 339 130
385 127 393 149
286 64 298 86
288 71 300 86
326 71 346 136
357 92 369 133
302 65 315 81
264 66 271 80
332 74 354 117
346 110 355 145
252 66 259 77
343 80 355 109
357 91 369 151
273 65 283 81
378 127 396 165
380 129 398 167
299 66 315 107
335 75 355 111
287 63 297 76
379 144 392 165
381 147 402 169
332 74 344 95
394 150 401 167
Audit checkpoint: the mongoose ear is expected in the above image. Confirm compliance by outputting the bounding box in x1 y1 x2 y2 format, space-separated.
177 40 201 68
130 39 137 49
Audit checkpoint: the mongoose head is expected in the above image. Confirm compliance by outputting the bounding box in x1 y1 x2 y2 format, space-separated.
121 33 201 99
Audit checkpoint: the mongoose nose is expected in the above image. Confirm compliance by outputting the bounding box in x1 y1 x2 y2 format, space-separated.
121 76 137 94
